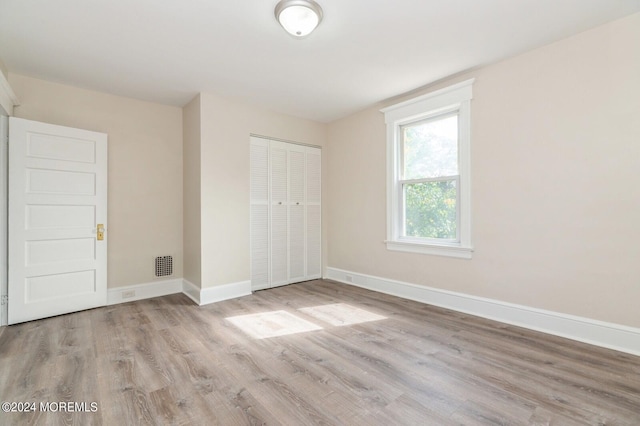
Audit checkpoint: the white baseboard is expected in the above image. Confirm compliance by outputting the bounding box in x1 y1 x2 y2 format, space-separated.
107 278 183 305
325 267 640 356
107 278 252 307
200 280 252 305
182 279 201 304
182 279 252 306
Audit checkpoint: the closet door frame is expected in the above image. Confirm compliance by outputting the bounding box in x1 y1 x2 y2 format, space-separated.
305 146 322 280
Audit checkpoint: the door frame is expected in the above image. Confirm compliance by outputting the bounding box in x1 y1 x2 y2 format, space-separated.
0 115 7 326
0 72 19 326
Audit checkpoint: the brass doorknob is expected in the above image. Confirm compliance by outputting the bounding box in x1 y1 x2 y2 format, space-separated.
97 224 105 241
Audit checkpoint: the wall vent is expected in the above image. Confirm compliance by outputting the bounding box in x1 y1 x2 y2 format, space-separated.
155 255 173 278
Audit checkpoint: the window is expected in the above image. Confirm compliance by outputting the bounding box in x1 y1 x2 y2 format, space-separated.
382 79 474 258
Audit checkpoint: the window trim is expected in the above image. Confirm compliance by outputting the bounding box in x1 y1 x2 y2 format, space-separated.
381 79 474 259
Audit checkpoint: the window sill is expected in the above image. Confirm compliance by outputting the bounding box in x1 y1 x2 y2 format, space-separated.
385 240 473 259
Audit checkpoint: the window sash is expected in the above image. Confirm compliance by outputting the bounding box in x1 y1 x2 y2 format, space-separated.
398 110 461 243
399 176 460 243
400 111 459 182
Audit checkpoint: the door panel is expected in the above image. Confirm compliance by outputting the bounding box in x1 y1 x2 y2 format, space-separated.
288 145 306 282
26 169 96 195
270 142 289 287
250 139 270 290
250 204 270 290
270 204 288 286
288 149 305 203
270 146 288 202
306 204 321 277
289 204 305 281
26 270 96 302
26 132 96 163
26 205 95 229
8 117 107 324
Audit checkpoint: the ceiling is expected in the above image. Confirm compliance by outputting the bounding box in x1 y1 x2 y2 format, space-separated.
1 1 639 123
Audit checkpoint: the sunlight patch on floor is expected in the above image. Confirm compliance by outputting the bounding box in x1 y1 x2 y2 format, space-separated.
298 303 387 326
226 310 322 339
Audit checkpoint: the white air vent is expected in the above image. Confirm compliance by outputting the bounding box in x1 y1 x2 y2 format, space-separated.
155 255 173 278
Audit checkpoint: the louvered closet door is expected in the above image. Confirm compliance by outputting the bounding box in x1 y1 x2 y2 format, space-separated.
270 142 289 287
306 147 322 278
250 138 270 290
250 137 322 291
288 145 306 282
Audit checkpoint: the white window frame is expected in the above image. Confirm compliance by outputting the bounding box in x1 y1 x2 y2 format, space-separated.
381 79 474 259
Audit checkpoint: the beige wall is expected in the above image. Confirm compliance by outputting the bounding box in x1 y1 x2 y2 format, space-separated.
183 95 202 286
9 74 184 288
197 92 327 288
0 59 15 116
326 13 640 328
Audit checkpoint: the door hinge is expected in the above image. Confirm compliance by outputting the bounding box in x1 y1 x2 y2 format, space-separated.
1 295 7 306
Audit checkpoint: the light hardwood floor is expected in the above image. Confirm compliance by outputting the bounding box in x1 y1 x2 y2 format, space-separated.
0 279 639 425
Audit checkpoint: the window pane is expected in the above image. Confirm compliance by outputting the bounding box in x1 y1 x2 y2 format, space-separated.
404 180 457 239
403 115 458 180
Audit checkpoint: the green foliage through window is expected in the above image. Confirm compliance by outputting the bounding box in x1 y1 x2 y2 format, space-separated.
404 180 457 239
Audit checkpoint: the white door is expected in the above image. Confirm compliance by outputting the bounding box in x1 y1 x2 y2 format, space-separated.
8 117 108 324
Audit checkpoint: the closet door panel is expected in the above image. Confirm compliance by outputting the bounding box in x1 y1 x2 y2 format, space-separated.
251 141 269 202
270 144 288 202
271 204 288 286
306 204 321 277
289 204 305 280
288 146 306 280
270 142 289 287
306 149 321 203
289 149 305 203
250 204 269 289
250 139 270 290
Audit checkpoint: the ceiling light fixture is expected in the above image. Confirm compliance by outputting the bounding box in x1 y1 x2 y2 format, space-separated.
275 0 323 38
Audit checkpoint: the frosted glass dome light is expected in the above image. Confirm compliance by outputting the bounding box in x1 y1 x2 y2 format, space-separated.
275 0 323 38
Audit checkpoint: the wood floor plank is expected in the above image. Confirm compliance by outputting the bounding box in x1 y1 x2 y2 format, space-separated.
1 279 639 425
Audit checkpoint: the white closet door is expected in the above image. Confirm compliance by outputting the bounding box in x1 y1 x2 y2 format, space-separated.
250 137 322 290
270 142 289 287
288 146 306 281
250 138 270 290
306 147 322 278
